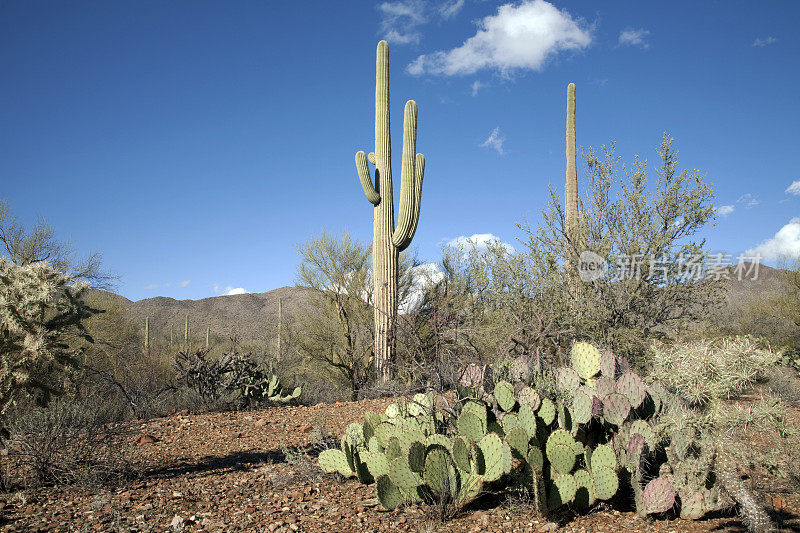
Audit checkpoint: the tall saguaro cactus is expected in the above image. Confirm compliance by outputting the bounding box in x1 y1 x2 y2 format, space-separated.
144 317 150 351
355 40 426 383
565 82 578 246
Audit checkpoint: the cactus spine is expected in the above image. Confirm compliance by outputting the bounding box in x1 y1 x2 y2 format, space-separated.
144 316 150 351
355 40 425 383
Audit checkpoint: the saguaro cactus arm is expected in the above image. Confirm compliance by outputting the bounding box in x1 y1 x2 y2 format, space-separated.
356 151 381 204
393 100 425 250
401 153 425 250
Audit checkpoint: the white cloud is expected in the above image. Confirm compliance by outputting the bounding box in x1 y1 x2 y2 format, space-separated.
180 280 191 287
378 1 427 45
224 286 248 296
737 193 760 209
618 28 650 48
746 218 800 261
753 36 777 47
143 284 158 290
407 0 591 76
785 180 800 195
480 126 505 154
400 262 446 312
439 0 465 19
471 80 485 96
716 205 735 216
447 233 516 254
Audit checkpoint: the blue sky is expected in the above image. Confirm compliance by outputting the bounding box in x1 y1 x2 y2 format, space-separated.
1 0 798 301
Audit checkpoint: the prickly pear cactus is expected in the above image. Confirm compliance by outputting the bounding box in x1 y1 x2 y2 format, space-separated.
319 340 773 530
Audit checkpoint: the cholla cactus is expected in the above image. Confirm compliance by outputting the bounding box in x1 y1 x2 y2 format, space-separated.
0 258 92 430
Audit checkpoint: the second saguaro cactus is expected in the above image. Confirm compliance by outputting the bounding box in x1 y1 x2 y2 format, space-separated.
355 40 425 383
565 82 578 246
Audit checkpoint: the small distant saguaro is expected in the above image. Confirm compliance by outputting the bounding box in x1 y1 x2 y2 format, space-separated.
277 297 283 363
144 316 150 350
184 314 189 348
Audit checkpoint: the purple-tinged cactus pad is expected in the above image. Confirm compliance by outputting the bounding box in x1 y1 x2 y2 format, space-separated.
516 386 541 410
594 376 616 400
642 477 676 514
572 388 593 424
616 355 631 375
627 432 645 457
591 395 604 418
617 371 647 408
602 393 631 426
556 367 581 394
630 420 657 450
600 349 616 378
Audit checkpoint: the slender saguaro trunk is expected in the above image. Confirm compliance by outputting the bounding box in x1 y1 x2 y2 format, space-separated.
565 83 578 247
355 41 425 384
144 317 150 351
184 314 189 349
565 83 581 309
206 327 210 349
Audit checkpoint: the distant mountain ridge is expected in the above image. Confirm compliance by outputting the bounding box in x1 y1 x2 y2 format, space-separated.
85 262 791 345
86 286 318 345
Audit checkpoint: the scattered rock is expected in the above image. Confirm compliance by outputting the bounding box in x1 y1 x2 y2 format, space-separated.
135 434 159 445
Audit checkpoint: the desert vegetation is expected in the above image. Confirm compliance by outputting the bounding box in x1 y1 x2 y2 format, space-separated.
0 37 798 533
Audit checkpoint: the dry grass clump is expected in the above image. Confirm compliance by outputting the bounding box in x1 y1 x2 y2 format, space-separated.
5 398 136 489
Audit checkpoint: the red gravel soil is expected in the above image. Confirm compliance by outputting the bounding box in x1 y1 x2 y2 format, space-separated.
0 397 798 532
